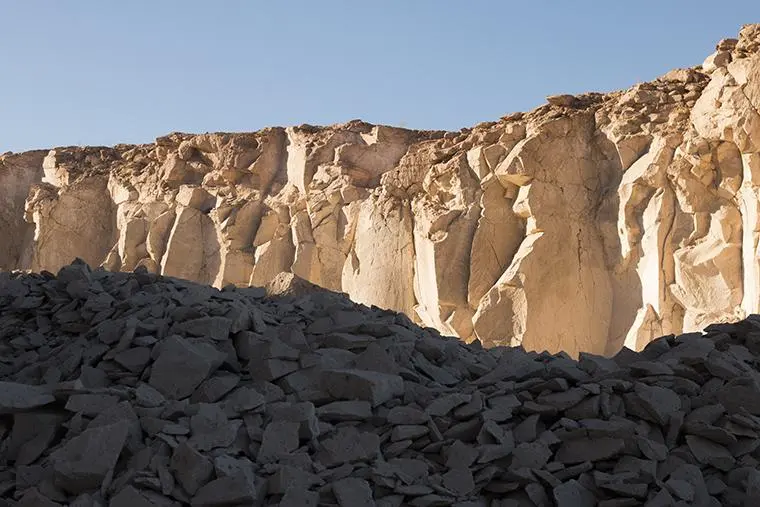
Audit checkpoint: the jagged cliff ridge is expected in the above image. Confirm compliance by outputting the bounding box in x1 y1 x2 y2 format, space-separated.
2 25 760 357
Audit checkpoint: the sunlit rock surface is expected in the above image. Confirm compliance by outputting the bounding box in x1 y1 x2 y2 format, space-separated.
4 25 760 357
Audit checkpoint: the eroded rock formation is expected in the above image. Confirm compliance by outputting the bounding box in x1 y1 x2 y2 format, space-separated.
4 25 760 357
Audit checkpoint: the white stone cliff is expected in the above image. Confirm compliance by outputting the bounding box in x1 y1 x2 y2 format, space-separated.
3 25 760 357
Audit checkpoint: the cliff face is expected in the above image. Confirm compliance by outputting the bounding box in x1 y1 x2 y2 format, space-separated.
3 25 760 357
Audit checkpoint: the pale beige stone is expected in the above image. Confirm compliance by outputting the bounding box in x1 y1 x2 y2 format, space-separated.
702 50 731 73
6 25 760 357
176 185 216 211
250 236 294 287
26 178 116 274
342 194 416 317
0 150 46 269
161 206 220 285
146 209 176 265
467 176 524 308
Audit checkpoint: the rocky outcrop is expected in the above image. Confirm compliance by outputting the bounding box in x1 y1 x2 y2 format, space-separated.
3 25 760 357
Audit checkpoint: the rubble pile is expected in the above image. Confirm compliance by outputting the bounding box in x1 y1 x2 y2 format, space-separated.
0 261 758 506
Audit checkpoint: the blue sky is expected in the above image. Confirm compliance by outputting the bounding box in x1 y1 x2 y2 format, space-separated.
1 1 757 152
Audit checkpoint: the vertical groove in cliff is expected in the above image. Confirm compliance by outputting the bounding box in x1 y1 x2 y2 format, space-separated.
3 25 760 356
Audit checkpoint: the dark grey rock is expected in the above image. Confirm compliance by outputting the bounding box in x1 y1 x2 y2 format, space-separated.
149 336 224 400
0 382 55 413
50 421 129 494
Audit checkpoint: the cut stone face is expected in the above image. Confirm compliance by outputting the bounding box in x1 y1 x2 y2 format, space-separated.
5 25 760 359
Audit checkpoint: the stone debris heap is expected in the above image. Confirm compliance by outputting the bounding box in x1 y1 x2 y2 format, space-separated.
2 262 760 506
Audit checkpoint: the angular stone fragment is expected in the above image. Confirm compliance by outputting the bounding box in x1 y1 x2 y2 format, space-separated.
391 424 428 441
175 316 233 341
623 383 681 425
511 441 553 469
445 440 479 469
16 489 63 507
745 469 760 505
191 475 257 507
387 405 429 425
9 412 68 465
555 437 625 464
268 401 319 439
189 456 259 506
222 386 266 416
333 477 375 507
149 336 225 400
0 382 55 413
635 435 668 461
170 442 214 495
249 357 299 382
665 478 695 501
316 400 373 421
135 383 167 407
113 346 151 373
110 486 172 507
713 379 760 415
425 393 471 417
258 421 300 463
547 94 577 107
50 421 129 494
317 427 380 466
442 468 475 496
267 464 322 495
553 479 596 507
65 393 120 416
321 369 404 407
190 403 242 451
280 488 319 506
190 373 240 404
685 435 736 471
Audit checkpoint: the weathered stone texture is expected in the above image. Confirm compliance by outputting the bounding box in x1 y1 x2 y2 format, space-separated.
4 25 760 357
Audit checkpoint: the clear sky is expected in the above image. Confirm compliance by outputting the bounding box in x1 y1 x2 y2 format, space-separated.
1 1 758 153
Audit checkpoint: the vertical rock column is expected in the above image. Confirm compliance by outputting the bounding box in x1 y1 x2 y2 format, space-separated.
482 114 614 356
24 150 117 274
160 186 220 286
412 153 481 340
0 151 46 269
740 153 760 315
342 192 417 317
614 136 679 351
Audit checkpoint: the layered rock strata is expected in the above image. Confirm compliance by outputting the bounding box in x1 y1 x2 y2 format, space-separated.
2 262 760 505
3 25 760 356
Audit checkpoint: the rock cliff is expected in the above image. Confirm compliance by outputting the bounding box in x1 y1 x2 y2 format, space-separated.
3 25 760 357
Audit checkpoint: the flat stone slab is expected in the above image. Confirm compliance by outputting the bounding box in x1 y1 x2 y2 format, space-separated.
50 421 130 494
0 382 55 413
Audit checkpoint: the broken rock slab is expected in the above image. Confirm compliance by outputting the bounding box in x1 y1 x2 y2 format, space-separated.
321 368 405 407
0 381 55 413
50 421 130 494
